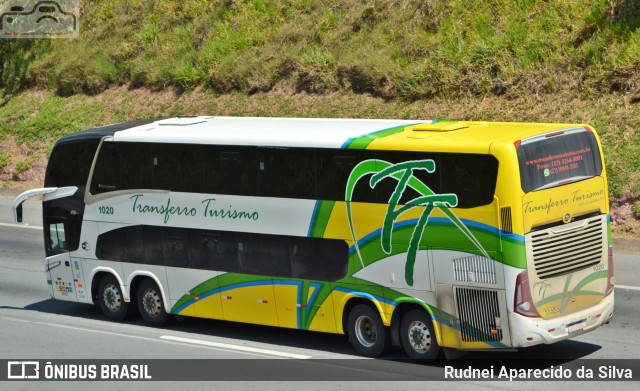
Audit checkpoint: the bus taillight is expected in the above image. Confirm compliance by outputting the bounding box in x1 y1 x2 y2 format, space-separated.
605 245 615 296
514 270 540 318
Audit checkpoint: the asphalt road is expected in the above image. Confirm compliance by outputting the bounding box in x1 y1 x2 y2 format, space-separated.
1 197 638 390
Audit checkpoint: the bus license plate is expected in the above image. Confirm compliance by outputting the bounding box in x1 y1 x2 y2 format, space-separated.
567 319 586 333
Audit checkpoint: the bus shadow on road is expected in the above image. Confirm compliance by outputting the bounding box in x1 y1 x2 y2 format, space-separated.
17 298 355 356
18 298 105 320
13 298 603 363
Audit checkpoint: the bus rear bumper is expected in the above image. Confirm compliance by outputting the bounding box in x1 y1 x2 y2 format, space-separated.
508 292 614 348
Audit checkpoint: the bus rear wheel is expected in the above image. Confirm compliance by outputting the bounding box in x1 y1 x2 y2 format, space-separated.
137 279 168 327
399 309 441 361
98 274 128 321
347 304 389 358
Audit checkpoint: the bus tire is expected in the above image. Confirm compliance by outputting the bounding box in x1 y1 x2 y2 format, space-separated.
347 304 389 358
399 309 441 361
137 279 168 327
98 274 129 321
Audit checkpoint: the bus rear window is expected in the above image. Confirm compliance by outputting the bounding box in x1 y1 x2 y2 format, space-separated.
517 128 603 192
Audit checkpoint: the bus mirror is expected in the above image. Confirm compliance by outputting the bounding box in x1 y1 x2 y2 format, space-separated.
12 187 63 223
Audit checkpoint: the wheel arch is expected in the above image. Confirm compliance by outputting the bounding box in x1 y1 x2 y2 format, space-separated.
390 301 443 348
340 296 386 336
127 272 170 313
89 267 124 305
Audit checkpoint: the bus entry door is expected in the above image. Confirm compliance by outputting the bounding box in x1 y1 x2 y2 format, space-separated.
45 220 78 302
46 253 77 301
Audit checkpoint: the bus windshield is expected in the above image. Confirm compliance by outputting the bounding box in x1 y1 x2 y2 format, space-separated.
516 127 603 192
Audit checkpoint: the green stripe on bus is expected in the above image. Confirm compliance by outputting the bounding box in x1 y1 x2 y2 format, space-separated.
350 220 527 270
341 125 407 150
308 200 335 238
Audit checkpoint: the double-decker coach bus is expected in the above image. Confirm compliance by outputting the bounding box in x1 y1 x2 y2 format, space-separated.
13 116 614 360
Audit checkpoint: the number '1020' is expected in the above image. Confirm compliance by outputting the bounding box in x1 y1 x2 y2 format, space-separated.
98 206 114 215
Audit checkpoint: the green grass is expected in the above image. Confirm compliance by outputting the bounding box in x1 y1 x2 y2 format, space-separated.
12 159 31 179
0 152 9 170
2 0 640 98
1 0 640 200
1 87 639 200
633 202 640 219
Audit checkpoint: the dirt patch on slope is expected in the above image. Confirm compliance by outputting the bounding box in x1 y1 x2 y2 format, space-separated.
611 196 640 237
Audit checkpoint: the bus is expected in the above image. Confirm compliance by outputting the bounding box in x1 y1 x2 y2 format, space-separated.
13 116 614 360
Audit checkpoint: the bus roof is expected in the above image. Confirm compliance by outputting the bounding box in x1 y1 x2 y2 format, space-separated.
91 116 585 151
54 118 165 146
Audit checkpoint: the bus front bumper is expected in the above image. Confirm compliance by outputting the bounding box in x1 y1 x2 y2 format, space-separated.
508 292 614 348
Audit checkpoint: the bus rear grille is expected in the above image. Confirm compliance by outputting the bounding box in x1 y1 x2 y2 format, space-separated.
455 287 503 342
530 216 605 279
453 255 497 284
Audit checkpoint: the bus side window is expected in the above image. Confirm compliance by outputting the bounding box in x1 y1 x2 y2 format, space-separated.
258 147 316 199
188 231 239 272
373 150 441 205
237 233 292 277
204 147 260 196
316 150 376 203
95 226 145 263
440 153 498 208
290 237 348 281
143 226 164 265
162 228 188 268
152 144 204 193
91 142 152 194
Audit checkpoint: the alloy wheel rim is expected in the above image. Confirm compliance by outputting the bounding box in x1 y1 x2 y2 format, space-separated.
354 315 377 348
103 283 122 312
142 288 162 317
407 320 431 353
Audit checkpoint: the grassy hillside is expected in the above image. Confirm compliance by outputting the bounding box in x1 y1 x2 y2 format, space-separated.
0 0 640 233
2 0 640 98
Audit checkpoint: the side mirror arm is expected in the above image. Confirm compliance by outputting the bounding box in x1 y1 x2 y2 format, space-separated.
11 187 77 223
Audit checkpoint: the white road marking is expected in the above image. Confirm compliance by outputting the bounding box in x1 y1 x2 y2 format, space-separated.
0 316 311 360
1 316 311 359
0 222 42 230
616 284 640 292
4 316 30 323
160 335 312 359
2 316 160 341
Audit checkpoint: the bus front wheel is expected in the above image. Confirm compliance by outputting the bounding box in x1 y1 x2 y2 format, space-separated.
347 304 389 358
98 274 129 321
137 279 168 327
399 309 441 361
